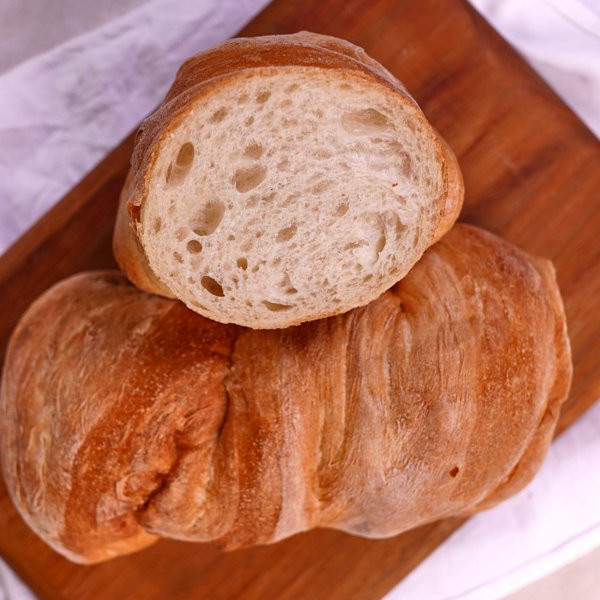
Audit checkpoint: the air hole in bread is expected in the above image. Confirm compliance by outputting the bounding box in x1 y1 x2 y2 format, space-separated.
395 150 412 178
449 466 459 478
334 203 349 217
262 192 276 202
210 108 227 123
192 200 225 236
256 90 271 104
191 300 208 310
345 241 364 250
277 158 290 171
394 215 407 238
280 99 292 108
281 118 298 128
315 148 332 159
238 93 249 104
277 224 297 242
263 300 293 312
234 165 267 192
412 230 420 248
173 251 183 263
380 210 407 239
241 240 253 252
282 193 299 207
341 108 392 134
201 276 224 297
285 83 299 93
376 235 386 254
237 257 248 270
311 180 332 195
227 234 235 241
363 274 373 282
186 240 202 254
278 273 297 294
245 116 254 126
166 142 194 185
176 227 188 241
176 142 194 167
153 218 162 232
244 142 264 159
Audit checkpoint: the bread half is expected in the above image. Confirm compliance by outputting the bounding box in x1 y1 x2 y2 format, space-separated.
114 32 464 328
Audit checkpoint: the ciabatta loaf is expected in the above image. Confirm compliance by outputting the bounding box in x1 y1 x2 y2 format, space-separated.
2 225 570 563
113 32 464 328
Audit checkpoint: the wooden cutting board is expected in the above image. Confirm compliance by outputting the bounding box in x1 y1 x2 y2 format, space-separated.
1 0 599 598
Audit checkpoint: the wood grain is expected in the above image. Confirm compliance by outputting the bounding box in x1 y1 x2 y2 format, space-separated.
0 0 599 598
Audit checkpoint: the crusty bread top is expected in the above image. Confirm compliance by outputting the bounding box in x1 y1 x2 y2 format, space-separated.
3 225 571 563
114 32 463 328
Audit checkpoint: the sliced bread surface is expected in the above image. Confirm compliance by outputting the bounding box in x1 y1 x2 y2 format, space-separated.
115 33 463 328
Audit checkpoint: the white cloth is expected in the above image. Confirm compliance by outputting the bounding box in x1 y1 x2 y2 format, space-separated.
0 0 270 256
0 562 35 600
0 1 598 599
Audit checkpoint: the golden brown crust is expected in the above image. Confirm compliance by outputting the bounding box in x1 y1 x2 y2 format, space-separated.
1 225 571 563
467 256 572 512
432 135 465 243
114 32 464 310
113 171 174 297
